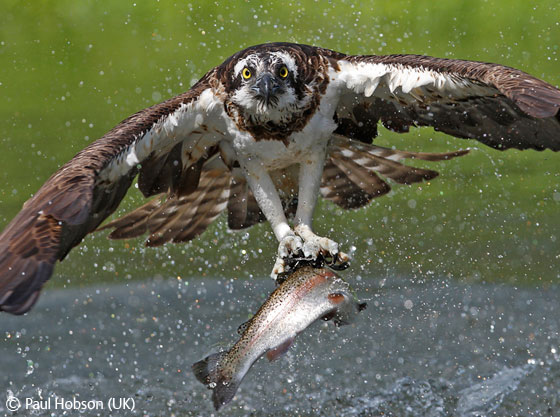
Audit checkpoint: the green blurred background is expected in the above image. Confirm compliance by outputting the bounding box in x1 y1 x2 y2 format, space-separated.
0 0 558 291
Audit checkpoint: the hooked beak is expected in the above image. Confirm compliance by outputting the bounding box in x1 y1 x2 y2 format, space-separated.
252 73 281 104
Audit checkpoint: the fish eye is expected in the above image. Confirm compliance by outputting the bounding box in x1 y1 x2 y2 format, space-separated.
242 67 252 80
278 66 289 79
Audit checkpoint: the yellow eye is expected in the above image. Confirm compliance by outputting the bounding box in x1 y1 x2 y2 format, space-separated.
242 67 252 80
279 66 289 78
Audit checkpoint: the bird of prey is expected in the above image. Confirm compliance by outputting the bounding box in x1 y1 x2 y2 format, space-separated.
1 42 559 315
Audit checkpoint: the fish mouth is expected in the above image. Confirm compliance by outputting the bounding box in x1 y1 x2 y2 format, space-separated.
323 289 367 326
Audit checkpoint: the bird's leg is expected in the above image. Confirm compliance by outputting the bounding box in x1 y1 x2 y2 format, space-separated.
293 145 350 268
239 159 303 277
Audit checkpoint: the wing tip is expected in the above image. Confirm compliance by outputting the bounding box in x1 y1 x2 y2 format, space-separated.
0 261 54 315
0 290 41 315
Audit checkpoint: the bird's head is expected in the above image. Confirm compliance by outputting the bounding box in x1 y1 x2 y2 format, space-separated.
222 45 315 123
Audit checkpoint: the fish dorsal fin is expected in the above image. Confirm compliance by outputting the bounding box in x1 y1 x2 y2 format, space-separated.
266 337 294 361
237 318 252 335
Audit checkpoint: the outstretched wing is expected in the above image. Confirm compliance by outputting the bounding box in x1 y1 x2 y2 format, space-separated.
0 69 228 314
329 53 560 151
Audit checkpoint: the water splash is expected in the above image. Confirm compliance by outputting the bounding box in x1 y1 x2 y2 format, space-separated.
340 378 447 417
456 364 535 417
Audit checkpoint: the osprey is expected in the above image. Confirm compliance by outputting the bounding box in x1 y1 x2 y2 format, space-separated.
1 42 559 314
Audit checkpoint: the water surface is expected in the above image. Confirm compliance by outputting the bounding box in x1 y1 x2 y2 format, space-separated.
1 275 558 416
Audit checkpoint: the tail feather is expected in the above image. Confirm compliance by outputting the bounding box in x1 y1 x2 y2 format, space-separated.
192 351 240 411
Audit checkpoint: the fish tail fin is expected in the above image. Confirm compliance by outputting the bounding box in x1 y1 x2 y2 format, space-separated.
212 378 241 411
192 351 240 411
192 351 227 385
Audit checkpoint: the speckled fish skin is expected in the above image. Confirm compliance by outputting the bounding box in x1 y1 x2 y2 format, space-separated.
192 265 365 411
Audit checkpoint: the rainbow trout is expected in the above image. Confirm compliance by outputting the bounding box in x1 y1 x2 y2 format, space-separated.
192 266 366 410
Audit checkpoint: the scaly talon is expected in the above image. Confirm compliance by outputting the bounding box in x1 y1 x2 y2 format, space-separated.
277 233 303 259
295 225 341 261
270 227 351 278
271 256 286 278
271 233 304 279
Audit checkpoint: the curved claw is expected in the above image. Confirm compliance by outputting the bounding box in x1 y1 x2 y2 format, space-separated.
321 251 349 270
277 252 350 278
271 230 351 279
282 252 312 272
275 272 289 286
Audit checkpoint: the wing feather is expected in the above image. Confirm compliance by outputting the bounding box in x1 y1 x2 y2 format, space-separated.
332 53 560 150
320 157 380 209
146 169 231 246
322 137 468 209
0 70 225 314
226 174 267 230
101 158 233 247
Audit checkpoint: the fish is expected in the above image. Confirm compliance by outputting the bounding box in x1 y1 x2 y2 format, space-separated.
191 265 366 410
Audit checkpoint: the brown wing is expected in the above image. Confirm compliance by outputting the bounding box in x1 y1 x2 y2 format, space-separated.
226 174 267 230
100 161 294 243
331 53 560 151
99 157 233 246
0 69 226 314
321 135 468 209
